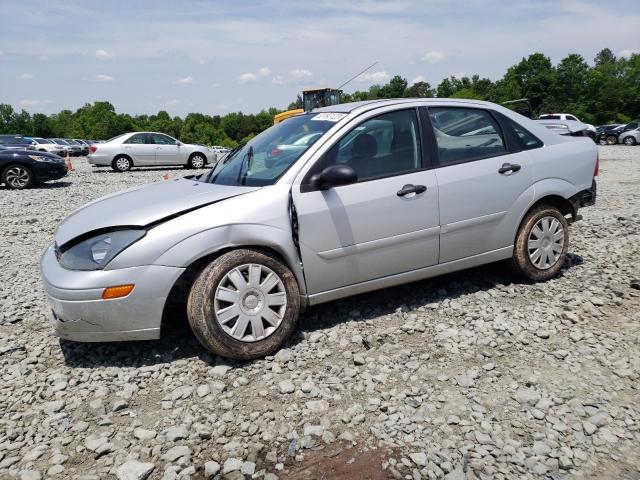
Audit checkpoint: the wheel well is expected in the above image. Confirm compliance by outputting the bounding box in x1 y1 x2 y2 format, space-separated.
514 195 575 243
160 245 293 336
113 153 133 164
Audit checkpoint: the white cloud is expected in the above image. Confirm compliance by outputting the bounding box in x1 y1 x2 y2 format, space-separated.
358 71 390 83
178 76 193 85
160 99 179 107
94 74 115 82
258 67 271 77
0 50 4 56
210 82 220 88
19 99 51 108
198 59 206 65
421 50 446 64
289 68 312 79
453 72 466 79
619 49 640 58
95 49 114 59
272 76 284 85
238 72 258 84
410 75 427 85
20 73 34 80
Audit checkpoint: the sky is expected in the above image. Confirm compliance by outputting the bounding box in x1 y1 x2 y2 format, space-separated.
0 0 638 116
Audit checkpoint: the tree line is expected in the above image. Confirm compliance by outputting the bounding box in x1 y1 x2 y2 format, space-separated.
1 48 638 147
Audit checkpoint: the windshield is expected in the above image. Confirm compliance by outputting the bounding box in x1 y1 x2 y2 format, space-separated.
202 113 338 186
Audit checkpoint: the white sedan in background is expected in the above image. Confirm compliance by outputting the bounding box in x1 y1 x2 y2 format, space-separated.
88 132 216 172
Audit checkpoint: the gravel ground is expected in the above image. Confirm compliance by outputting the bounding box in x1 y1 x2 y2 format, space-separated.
1 149 639 480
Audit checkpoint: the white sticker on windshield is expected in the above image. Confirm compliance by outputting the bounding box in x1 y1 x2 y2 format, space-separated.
311 112 347 122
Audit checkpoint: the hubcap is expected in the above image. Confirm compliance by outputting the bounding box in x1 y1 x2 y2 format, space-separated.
5 166 30 188
527 216 565 270
116 158 130 170
624 137 634 145
191 155 205 168
214 263 287 342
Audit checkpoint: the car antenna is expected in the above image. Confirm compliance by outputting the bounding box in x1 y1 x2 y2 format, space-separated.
336 61 379 91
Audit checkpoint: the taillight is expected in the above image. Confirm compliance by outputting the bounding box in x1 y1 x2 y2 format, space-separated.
89 145 97 154
270 147 281 157
594 153 599 177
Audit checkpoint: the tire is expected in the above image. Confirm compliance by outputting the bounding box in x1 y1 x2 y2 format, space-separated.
187 153 207 169
2 164 34 190
605 135 617 145
187 249 300 360
622 136 636 146
511 205 569 282
112 155 132 172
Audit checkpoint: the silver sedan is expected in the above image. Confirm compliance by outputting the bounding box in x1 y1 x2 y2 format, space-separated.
41 99 598 359
88 132 216 171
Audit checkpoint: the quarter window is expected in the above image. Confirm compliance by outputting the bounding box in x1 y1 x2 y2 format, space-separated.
508 119 543 150
322 109 422 182
428 107 506 165
125 133 148 144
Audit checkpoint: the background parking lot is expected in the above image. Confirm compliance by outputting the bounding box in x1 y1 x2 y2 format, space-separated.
1 148 639 479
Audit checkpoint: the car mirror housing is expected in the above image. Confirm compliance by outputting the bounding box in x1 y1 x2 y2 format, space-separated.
310 165 358 190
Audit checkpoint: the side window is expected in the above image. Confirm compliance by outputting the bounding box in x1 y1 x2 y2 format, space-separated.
323 109 421 182
508 119 544 150
428 107 506 166
125 133 148 144
152 133 176 145
566 115 578 121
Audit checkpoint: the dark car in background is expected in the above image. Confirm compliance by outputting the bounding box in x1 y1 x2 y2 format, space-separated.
52 138 82 156
596 121 639 146
68 139 89 156
1 147 67 189
0 135 37 151
595 124 624 145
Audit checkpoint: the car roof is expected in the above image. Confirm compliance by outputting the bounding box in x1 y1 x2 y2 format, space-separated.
312 98 498 115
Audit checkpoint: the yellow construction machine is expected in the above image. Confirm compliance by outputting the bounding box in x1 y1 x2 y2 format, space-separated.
273 88 343 124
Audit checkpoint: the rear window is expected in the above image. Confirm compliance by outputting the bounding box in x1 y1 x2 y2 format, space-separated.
539 114 561 120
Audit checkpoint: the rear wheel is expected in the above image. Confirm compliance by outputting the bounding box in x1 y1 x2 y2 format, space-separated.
112 155 132 172
623 136 637 146
187 153 206 169
2 164 34 189
187 249 300 360
511 205 569 281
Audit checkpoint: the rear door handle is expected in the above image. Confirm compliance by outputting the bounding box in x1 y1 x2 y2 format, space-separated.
498 163 521 174
397 184 427 197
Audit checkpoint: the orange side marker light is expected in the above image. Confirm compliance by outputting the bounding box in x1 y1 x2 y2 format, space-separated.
102 284 135 300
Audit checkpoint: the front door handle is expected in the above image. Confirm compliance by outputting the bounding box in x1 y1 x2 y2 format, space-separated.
397 184 427 197
498 163 521 174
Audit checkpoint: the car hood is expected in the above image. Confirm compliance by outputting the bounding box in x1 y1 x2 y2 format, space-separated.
55 178 260 246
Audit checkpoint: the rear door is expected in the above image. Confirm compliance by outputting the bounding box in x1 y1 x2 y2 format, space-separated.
151 133 181 165
292 107 440 295
122 133 155 165
425 106 534 263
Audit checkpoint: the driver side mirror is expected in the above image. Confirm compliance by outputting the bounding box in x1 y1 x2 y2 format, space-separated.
175 140 182 146
309 165 358 191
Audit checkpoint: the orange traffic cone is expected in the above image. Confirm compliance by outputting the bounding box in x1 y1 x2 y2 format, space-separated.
65 150 74 172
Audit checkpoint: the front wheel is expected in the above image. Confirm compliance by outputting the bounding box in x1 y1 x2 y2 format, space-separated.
187 249 300 360
623 136 637 146
2 164 34 189
605 135 618 145
511 206 569 281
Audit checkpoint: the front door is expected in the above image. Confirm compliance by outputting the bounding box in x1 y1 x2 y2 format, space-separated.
122 133 155 165
425 106 534 263
151 133 181 165
292 108 440 295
